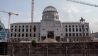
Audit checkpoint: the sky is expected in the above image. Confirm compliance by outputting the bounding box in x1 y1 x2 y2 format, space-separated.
0 0 98 32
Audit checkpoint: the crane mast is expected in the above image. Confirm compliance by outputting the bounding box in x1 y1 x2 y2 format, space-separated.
66 0 98 7
31 0 34 22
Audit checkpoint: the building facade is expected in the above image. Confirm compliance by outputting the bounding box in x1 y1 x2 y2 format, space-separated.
10 6 91 42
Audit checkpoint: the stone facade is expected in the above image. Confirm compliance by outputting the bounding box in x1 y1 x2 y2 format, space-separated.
8 42 98 56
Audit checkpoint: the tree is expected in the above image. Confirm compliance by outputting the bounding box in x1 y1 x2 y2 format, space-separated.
31 40 36 47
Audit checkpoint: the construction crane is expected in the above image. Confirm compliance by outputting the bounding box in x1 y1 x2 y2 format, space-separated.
0 11 18 29
66 0 98 7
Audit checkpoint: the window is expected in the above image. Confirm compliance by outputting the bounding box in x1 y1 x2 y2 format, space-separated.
15 29 17 32
11 29 13 32
19 26 21 28
56 36 60 41
86 28 88 32
10 33 13 37
83 28 85 32
73 33 75 36
22 34 24 37
22 29 24 32
26 25 28 28
33 25 36 32
69 25 71 27
34 33 36 37
65 25 67 27
11 26 13 28
65 33 68 37
18 34 20 37
14 33 16 37
26 29 28 32
30 29 32 32
69 33 71 37
79 28 81 32
76 28 78 32
83 33 85 36
22 25 24 28
48 15 54 19
86 33 89 36
80 33 82 36
76 25 78 27
65 28 67 32
72 25 74 27
15 26 17 28
69 28 71 32
76 33 78 37
73 28 75 32
19 29 20 32
26 33 28 37
42 36 46 40
30 25 32 28
30 33 32 37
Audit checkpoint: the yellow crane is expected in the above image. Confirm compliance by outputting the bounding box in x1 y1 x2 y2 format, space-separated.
0 11 18 29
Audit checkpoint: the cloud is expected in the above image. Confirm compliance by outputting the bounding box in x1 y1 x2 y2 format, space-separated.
62 3 80 13
68 4 80 13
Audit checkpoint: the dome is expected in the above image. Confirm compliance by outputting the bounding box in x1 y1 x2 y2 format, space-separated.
43 6 57 12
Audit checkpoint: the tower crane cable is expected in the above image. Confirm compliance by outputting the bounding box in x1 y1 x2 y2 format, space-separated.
66 0 98 7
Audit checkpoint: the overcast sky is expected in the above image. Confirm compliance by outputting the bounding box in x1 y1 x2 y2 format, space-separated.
0 0 98 32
